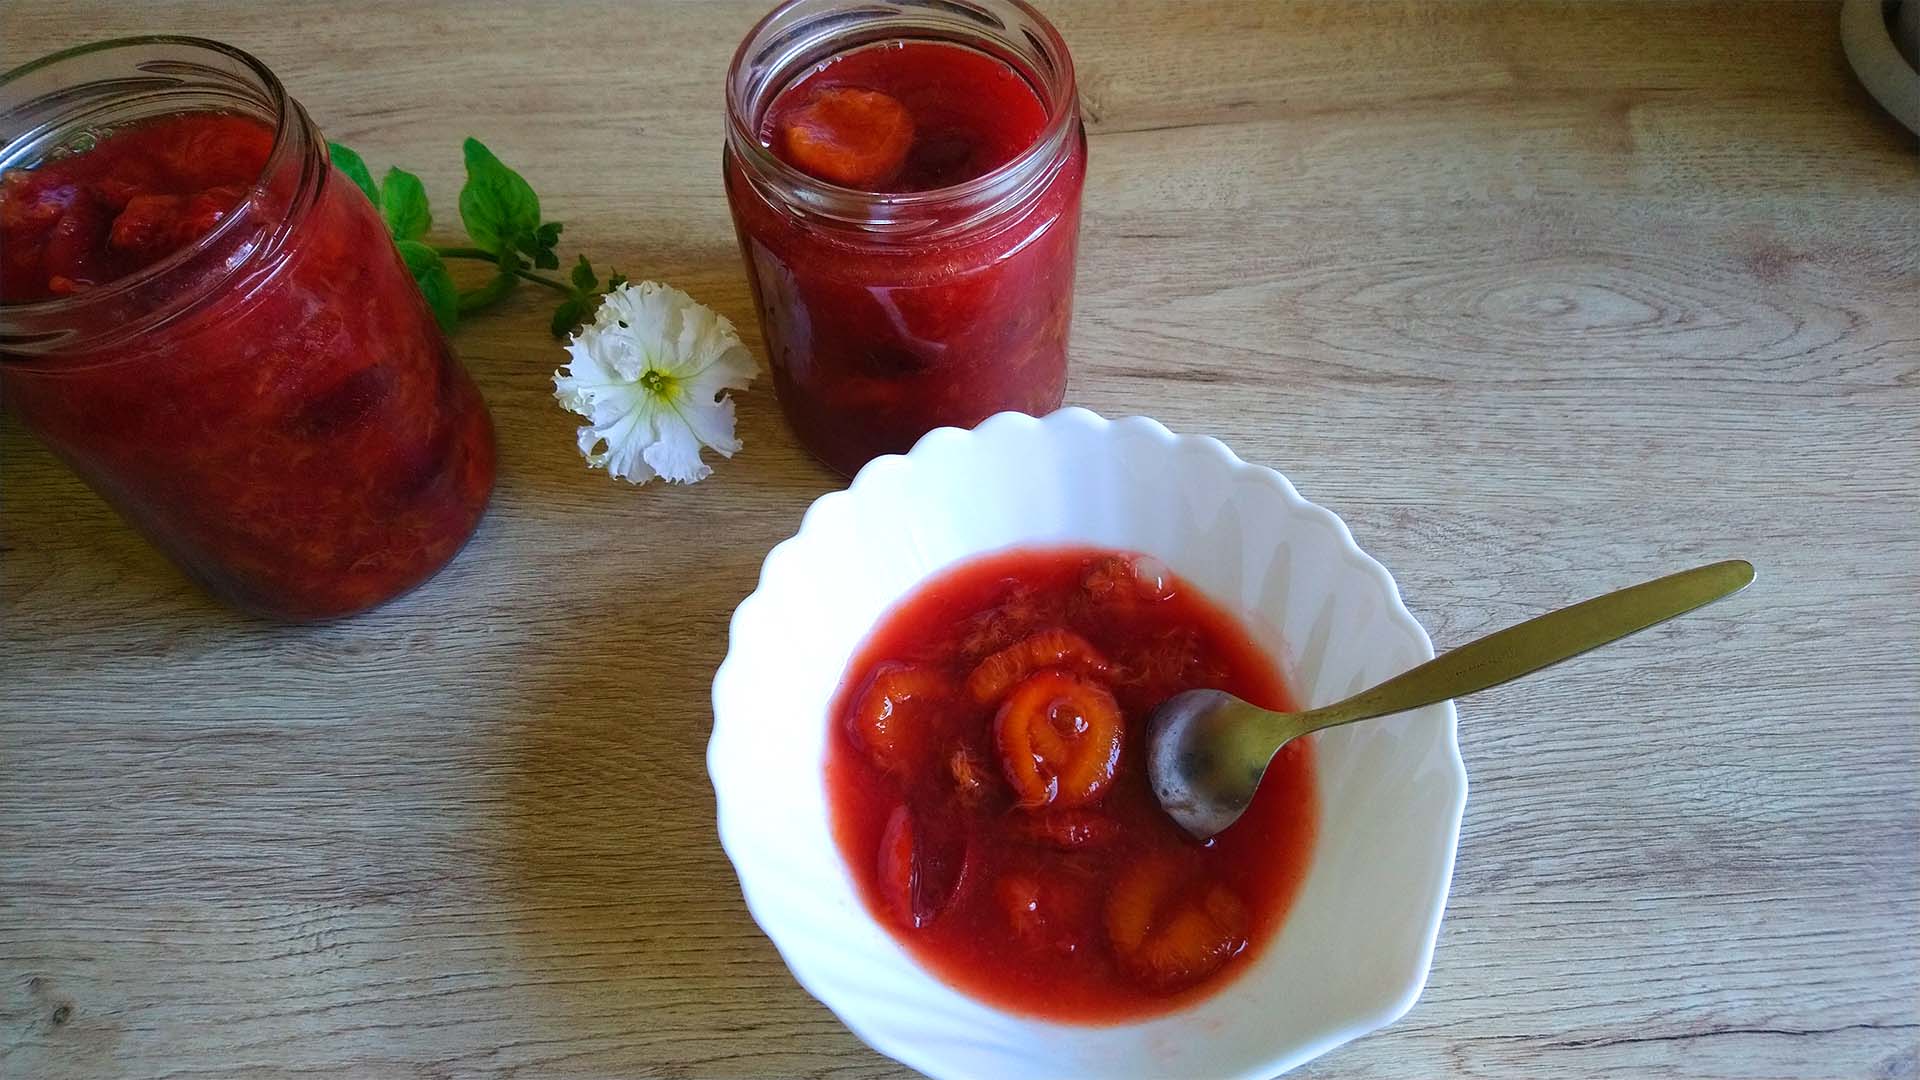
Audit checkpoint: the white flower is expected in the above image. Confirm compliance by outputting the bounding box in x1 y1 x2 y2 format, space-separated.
552 281 755 485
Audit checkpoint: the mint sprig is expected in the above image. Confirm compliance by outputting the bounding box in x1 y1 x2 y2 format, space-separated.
550 255 629 338
380 167 431 241
327 137 623 338
394 240 458 331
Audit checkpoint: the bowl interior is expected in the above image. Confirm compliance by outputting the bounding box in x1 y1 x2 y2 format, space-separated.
710 409 1466 1080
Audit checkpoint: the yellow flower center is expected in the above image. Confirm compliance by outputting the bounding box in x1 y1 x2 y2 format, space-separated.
641 368 676 400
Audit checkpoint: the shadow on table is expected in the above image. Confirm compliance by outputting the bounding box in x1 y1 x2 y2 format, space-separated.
489 547 844 1044
0 421 253 628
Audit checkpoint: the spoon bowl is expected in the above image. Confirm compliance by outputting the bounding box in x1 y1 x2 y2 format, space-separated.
1145 688 1289 840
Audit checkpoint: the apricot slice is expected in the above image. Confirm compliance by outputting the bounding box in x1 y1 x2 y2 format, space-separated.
776 87 914 189
877 804 969 929
967 628 1110 705
993 670 1123 809
846 662 944 771
1105 858 1250 992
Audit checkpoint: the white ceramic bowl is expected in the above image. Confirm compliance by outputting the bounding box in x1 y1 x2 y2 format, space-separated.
709 408 1468 1079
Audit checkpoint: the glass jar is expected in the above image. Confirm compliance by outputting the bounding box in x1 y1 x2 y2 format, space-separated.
724 0 1087 476
0 37 495 622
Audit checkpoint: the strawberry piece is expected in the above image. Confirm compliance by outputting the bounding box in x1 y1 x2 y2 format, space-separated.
998 873 1045 936
1082 554 1176 607
776 87 914 189
1105 858 1250 992
40 193 111 289
0 171 78 230
110 184 245 256
846 661 945 771
956 583 1053 661
109 193 188 253
1013 809 1119 850
877 804 970 929
993 670 1123 809
163 113 274 189
996 871 1092 955
947 744 994 804
967 628 1110 705
181 185 246 237
877 805 916 927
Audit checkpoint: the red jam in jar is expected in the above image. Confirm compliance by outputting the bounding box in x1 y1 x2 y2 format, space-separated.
0 112 270 299
827 549 1318 1022
761 43 1049 192
0 39 494 621
725 1 1087 475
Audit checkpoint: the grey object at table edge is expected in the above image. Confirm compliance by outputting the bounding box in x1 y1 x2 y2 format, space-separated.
1842 0 1920 133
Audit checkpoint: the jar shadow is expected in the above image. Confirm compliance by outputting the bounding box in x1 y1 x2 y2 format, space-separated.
0 421 250 627
491 567 865 1065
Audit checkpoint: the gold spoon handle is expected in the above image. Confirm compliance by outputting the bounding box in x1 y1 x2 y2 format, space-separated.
1295 560 1756 736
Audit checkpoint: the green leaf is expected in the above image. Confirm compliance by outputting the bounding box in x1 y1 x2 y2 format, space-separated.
525 221 563 270
328 142 379 204
569 255 598 293
550 297 587 339
607 270 628 290
458 137 541 259
379 166 431 241
395 239 458 334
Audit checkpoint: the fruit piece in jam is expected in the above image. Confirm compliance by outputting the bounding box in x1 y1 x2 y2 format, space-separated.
825 548 1317 1022
0 113 270 300
774 87 915 188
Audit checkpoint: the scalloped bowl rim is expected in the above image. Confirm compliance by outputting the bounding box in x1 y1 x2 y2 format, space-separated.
709 408 1468 1079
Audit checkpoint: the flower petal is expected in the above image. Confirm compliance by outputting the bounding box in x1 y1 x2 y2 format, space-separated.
675 394 743 458
641 408 714 484
595 280 673 339
682 341 756 404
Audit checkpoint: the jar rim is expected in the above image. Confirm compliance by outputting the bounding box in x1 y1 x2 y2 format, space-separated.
724 0 1080 236
0 35 294 329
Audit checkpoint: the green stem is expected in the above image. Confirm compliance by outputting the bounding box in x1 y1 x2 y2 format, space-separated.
434 245 572 295
510 267 573 294
457 272 515 314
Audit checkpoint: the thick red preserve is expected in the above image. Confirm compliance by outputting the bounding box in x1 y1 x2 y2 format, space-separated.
827 549 1318 1023
725 0 1087 475
0 39 493 620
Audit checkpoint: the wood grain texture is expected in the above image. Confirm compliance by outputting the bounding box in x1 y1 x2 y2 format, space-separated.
2 2 1916 1078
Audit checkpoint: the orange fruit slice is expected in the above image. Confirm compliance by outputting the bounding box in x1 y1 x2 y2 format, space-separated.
776 87 914 189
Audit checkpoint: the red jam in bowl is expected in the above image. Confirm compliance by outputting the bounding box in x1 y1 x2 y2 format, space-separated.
726 33 1086 475
826 548 1318 1022
0 111 494 620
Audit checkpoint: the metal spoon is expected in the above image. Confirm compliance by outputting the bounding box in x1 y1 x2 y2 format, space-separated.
1145 559 1756 840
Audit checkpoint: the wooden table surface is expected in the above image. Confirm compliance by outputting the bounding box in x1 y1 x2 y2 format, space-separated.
3 2 1916 1078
